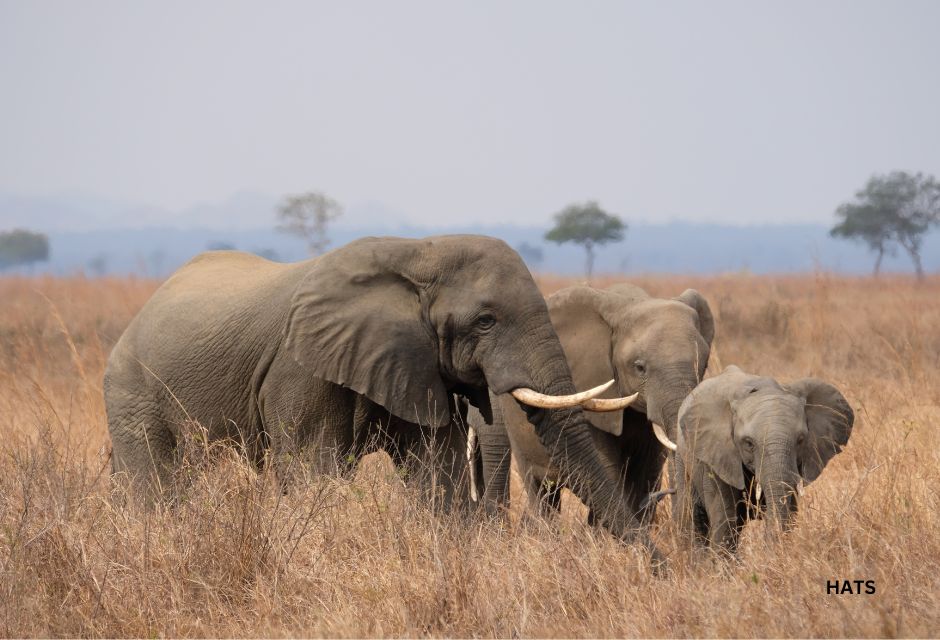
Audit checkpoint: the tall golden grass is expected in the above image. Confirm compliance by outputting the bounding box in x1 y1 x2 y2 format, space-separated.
0 273 937 637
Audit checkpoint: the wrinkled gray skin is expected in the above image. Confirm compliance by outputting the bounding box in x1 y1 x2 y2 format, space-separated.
673 366 854 552
469 283 713 524
105 235 657 555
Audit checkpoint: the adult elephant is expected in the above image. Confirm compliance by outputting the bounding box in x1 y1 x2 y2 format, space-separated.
105 236 654 552
471 283 713 525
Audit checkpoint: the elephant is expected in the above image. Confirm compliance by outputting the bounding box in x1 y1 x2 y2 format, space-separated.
672 365 854 552
469 283 714 526
104 235 659 555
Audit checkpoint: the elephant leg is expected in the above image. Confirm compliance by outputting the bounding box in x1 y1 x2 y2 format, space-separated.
109 410 177 506
387 421 472 513
701 472 743 553
261 374 359 485
522 471 561 519
624 437 668 526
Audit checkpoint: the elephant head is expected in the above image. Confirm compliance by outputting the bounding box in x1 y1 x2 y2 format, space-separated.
547 283 714 444
678 366 854 530
284 235 645 542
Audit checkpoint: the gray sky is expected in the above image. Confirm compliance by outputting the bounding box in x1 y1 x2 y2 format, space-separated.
2 0 939 228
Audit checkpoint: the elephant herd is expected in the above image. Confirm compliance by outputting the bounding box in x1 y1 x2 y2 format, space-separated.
104 235 854 570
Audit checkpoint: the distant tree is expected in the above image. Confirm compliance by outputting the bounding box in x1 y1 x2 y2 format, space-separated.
831 171 940 279
252 247 282 262
276 191 344 256
544 201 625 278
207 241 236 251
0 229 50 271
148 249 166 276
516 241 544 268
87 253 109 277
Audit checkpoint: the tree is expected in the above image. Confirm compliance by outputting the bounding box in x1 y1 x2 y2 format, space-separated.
87 253 109 277
516 241 544 268
544 201 625 278
831 172 940 279
0 229 50 271
276 191 344 257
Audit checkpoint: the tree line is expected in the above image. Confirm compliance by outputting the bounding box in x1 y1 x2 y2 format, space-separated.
2 172 937 277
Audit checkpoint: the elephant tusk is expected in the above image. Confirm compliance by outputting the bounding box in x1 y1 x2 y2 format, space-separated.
756 483 762 502
511 379 615 409
651 422 678 451
796 478 805 497
581 392 639 412
466 425 479 503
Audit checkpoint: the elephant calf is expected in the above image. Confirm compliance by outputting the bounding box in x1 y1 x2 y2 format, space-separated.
673 365 854 552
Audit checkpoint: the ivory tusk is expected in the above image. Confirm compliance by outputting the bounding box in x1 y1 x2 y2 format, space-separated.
756 483 763 502
466 426 479 503
581 392 639 412
796 478 805 497
651 422 678 451
511 379 615 409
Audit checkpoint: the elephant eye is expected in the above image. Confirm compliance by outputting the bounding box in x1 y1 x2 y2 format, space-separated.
742 436 755 449
475 313 496 331
634 360 647 375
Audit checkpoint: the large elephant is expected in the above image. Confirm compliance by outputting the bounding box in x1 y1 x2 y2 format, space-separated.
105 235 656 552
672 365 854 552
470 283 714 524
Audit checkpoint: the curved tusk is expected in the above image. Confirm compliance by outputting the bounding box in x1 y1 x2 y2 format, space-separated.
581 392 639 412
756 483 763 502
651 422 678 451
796 477 805 497
511 379 615 409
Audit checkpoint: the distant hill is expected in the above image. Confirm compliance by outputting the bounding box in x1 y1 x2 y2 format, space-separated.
1 191 937 276
22 223 939 277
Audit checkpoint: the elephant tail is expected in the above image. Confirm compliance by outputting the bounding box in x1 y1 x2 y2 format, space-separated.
639 488 676 512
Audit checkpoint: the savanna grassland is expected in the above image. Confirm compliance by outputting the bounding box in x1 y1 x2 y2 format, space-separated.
0 273 938 637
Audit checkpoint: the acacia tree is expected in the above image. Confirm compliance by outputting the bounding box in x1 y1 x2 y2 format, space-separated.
0 229 50 271
831 172 940 279
276 191 344 256
545 201 625 278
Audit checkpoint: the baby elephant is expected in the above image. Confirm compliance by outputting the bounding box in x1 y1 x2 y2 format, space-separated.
673 365 854 552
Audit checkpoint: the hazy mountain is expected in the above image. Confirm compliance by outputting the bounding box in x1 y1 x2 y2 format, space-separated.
23 223 937 277
2 191 937 276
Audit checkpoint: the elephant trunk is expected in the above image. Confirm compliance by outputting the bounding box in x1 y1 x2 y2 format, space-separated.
756 440 800 533
475 420 511 516
519 353 647 545
648 364 700 441
495 319 660 563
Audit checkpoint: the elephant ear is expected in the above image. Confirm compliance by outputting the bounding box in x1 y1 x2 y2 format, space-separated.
678 368 750 490
676 289 715 348
547 287 621 436
284 243 451 427
786 378 854 483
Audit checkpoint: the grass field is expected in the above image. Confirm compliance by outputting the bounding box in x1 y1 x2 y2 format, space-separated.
1 273 938 637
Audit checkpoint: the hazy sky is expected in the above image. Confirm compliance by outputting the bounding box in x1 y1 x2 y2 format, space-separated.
2 1 939 227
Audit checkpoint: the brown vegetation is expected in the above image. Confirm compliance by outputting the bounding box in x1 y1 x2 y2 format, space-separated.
1 273 938 637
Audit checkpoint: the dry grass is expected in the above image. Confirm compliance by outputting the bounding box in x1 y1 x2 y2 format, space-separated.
1 272 938 637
